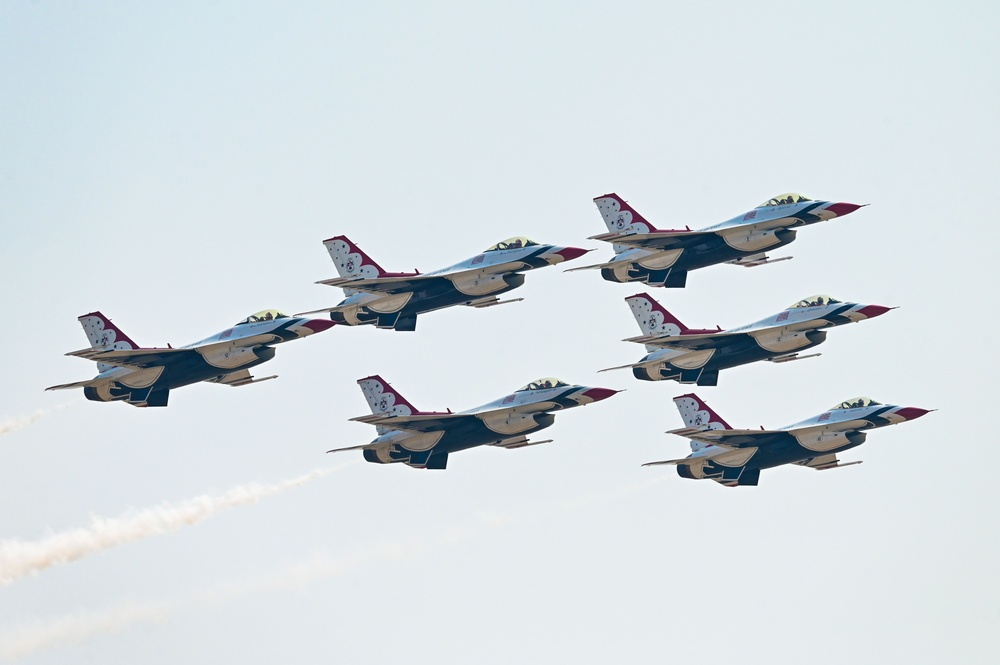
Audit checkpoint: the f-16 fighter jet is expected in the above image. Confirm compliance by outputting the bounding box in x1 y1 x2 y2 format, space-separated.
46 310 335 406
329 375 619 469
646 394 931 487
601 293 892 385
303 235 589 331
569 192 863 287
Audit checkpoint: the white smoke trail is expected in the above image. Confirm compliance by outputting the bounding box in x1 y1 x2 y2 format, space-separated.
0 403 73 438
0 600 175 661
0 475 663 658
0 534 452 660
0 465 347 586
0 515 490 660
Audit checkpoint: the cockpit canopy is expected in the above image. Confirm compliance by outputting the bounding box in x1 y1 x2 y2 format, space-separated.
789 295 842 309
758 193 812 208
831 397 882 410
485 237 540 252
516 377 569 392
235 310 291 326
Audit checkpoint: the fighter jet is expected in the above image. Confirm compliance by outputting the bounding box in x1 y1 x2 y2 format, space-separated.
329 375 619 469
601 293 893 385
646 394 931 487
301 235 589 331
568 193 864 287
46 310 335 406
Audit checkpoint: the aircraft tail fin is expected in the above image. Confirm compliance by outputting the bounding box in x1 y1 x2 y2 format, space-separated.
672 393 732 452
593 193 659 254
323 236 389 279
78 312 139 374
593 193 658 234
625 293 690 351
357 375 421 435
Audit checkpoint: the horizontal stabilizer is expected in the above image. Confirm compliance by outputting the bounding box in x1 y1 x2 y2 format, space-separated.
316 276 365 287
45 378 103 391
465 296 525 309
350 413 390 425
490 436 554 450
327 443 377 453
597 361 646 373
642 457 691 467
564 257 637 273
294 305 342 316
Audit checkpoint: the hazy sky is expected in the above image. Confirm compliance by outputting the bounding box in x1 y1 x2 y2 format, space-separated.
1 2 998 663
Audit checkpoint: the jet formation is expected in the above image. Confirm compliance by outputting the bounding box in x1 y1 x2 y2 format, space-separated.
47 191 929 483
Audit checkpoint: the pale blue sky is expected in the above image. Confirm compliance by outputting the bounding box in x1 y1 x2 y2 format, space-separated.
1 2 998 663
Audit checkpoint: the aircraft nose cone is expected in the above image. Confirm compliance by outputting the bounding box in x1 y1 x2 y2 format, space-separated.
551 246 590 263
895 407 932 421
825 202 863 217
857 305 893 319
580 387 619 403
301 318 336 334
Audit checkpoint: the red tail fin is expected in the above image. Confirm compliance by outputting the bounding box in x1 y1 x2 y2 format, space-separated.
593 193 660 234
357 375 421 416
78 312 139 351
323 236 388 279
673 393 733 430
625 293 689 337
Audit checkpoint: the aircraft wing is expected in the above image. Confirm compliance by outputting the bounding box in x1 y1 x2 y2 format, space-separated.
320 257 540 294
794 454 863 470
623 330 748 350
66 346 195 369
349 412 475 433
206 369 278 387
626 321 824 350
68 334 283 369
316 274 449 294
594 217 801 252
589 230 717 251
666 426 790 448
